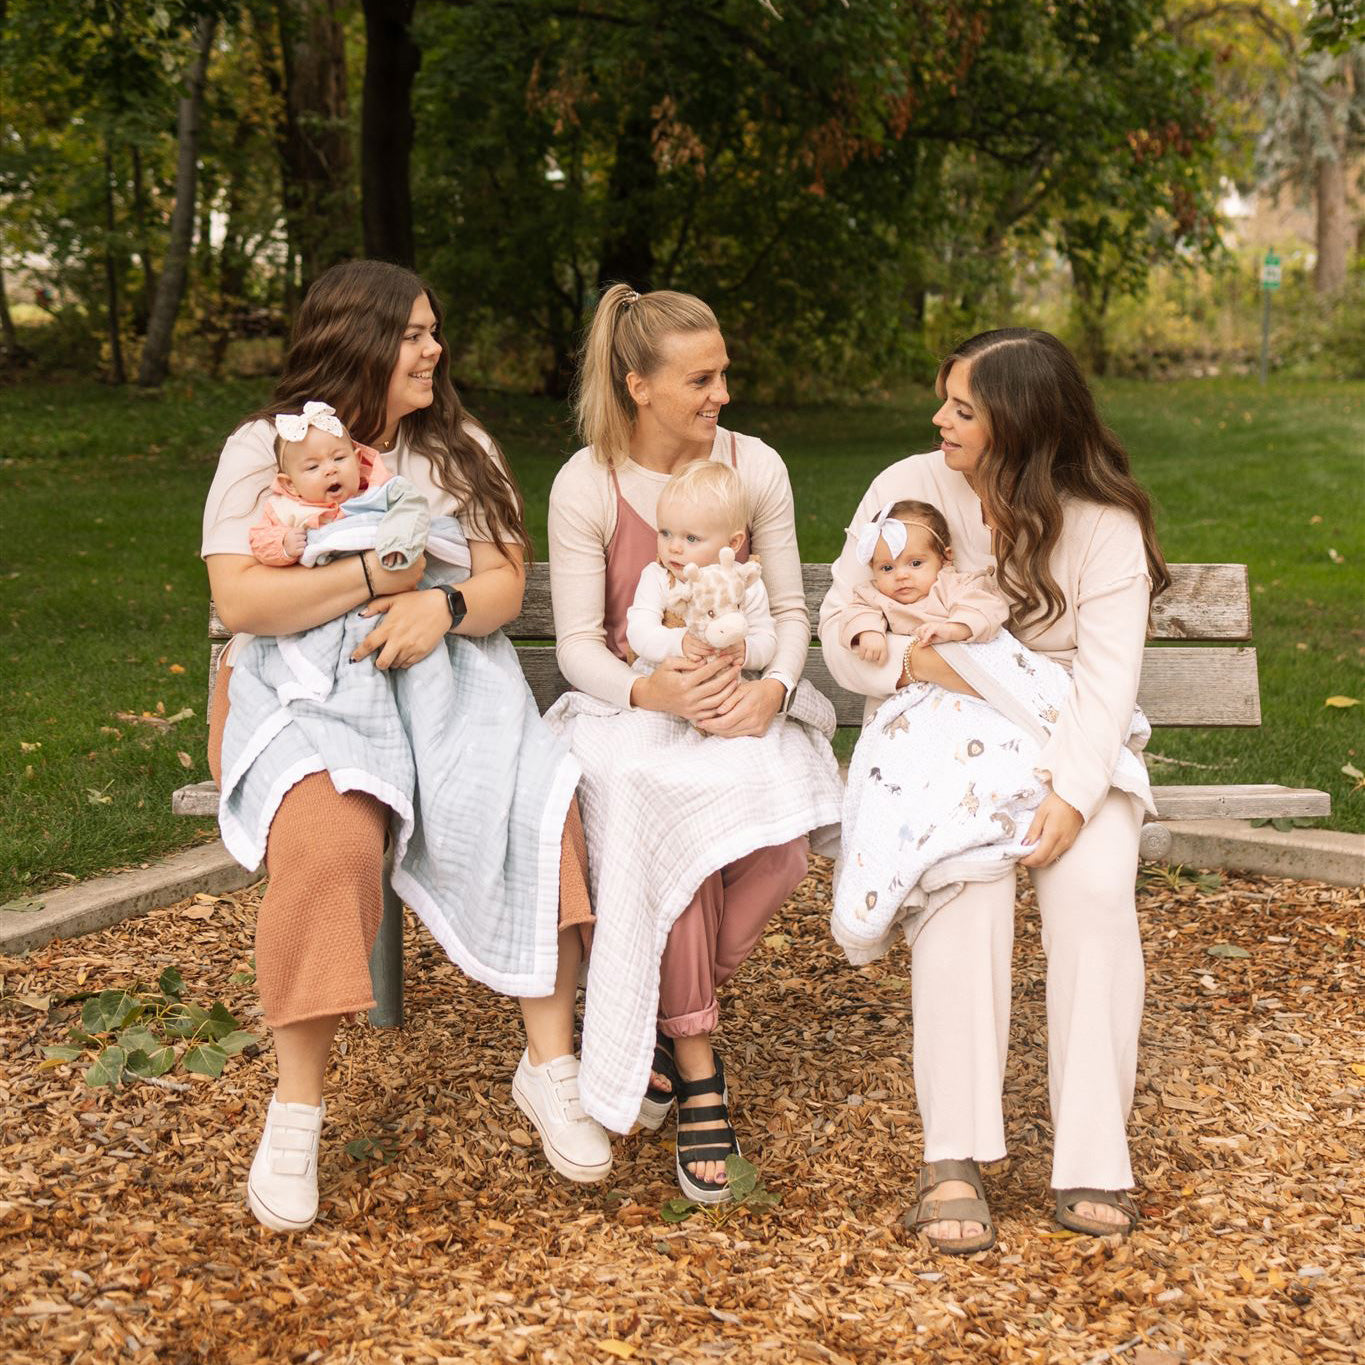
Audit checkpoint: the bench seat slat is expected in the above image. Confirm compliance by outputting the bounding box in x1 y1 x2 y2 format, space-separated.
1149 785 1332 820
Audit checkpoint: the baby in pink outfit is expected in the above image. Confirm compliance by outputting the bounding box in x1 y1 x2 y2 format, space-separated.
834 498 1008 664
248 401 394 567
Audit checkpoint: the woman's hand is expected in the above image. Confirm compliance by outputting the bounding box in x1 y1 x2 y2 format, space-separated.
352 587 451 670
696 677 785 739
631 655 741 722
1019 792 1084 868
898 639 980 697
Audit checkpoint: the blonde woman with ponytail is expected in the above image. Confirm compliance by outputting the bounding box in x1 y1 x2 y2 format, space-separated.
546 284 842 1204
820 328 1168 1253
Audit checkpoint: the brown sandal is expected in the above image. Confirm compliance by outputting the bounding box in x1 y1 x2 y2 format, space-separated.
908 1159 996 1255
1054 1187 1138 1237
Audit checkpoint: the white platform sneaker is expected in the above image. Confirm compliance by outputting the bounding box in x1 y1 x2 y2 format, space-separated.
512 1051 612 1183
247 1095 325 1231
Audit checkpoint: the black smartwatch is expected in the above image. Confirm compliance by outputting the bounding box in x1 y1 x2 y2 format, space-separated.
438 585 467 631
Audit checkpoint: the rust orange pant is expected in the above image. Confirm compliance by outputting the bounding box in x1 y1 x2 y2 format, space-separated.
656 838 809 1038
209 662 592 1027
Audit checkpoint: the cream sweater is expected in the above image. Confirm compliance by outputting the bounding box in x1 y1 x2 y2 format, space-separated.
547 429 808 710
818 451 1153 823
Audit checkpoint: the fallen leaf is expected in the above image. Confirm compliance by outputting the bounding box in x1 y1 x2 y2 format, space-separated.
177 751 193 768
1324 696 1360 708
598 1341 636 1359
169 663 186 674
19 741 41 752
1207 944 1250 959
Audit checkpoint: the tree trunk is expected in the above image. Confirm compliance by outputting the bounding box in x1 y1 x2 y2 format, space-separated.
103 141 126 385
361 0 419 267
597 109 658 292
1315 147 1349 296
0 258 27 365
1067 249 1111 377
129 144 157 336
138 16 217 388
277 0 356 292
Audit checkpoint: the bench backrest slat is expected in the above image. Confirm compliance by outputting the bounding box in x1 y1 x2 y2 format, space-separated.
206 562 1252 644
206 561 1259 730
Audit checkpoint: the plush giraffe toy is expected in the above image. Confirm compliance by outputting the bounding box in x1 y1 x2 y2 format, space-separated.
666 546 762 653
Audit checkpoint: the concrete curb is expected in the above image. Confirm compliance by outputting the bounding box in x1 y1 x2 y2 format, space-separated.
0 816 1358 961
1164 820 1364 889
0 842 262 957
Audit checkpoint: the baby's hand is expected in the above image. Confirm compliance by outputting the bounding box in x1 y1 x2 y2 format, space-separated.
282 527 307 560
917 621 972 647
381 551 403 569
854 631 887 664
681 632 711 662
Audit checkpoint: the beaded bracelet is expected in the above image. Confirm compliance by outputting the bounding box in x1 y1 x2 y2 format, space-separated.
902 633 921 686
359 552 376 601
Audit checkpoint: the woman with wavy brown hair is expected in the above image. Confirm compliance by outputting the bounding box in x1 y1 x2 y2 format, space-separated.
820 328 1167 1253
203 260 609 1232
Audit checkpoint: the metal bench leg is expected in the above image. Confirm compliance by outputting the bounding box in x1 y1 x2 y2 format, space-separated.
367 864 404 1029
1138 821 1173 863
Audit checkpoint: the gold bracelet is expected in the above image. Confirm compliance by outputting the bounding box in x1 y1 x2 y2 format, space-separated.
902 634 920 686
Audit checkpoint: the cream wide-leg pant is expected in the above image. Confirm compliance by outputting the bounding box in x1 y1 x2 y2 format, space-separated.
910 790 1145 1191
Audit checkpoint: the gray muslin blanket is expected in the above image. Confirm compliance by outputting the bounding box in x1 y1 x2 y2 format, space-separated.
219 515 579 998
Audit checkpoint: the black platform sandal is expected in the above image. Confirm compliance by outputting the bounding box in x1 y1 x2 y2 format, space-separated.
636 1031 678 1132
674 1055 740 1205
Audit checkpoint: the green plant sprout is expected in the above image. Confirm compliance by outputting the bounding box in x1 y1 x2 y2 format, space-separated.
38 966 259 1089
659 1155 781 1226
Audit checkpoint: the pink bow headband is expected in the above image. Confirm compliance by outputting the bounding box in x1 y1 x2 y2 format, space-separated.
854 502 947 564
274 400 345 446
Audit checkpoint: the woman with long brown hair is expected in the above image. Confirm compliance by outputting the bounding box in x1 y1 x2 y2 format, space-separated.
820 328 1167 1252
203 260 609 1232
546 284 842 1204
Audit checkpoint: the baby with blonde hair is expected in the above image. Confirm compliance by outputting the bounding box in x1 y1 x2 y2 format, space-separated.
833 499 1008 665
625 460 777 670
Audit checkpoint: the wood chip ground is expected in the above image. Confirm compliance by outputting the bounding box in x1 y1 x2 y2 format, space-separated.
2 859 1361 1364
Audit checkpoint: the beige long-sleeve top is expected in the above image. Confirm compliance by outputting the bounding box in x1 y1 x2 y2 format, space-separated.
835 567 1009 648
818 451 1153 823
548 429 809 710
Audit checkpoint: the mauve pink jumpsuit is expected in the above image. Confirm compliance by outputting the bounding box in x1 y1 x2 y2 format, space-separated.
599 440 809 1038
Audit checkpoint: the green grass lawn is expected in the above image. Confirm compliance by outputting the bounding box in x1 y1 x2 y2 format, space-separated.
1 373 1360 903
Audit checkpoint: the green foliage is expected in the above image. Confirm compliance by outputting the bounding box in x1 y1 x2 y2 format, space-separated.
658 1155 781 1225
412 0 1225 395
1138 864 1224 894
40 968 259 1090
345 1135 395 1163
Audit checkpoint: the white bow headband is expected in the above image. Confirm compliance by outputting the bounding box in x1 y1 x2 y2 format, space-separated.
274 400 345 446
854 502 946 564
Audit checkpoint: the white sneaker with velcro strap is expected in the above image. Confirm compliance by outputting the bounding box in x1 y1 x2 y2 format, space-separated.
247 1095 325 1231
512 1050 613 1183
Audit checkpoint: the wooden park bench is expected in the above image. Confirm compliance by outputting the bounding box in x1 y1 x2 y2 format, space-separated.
173 561 1330 1027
